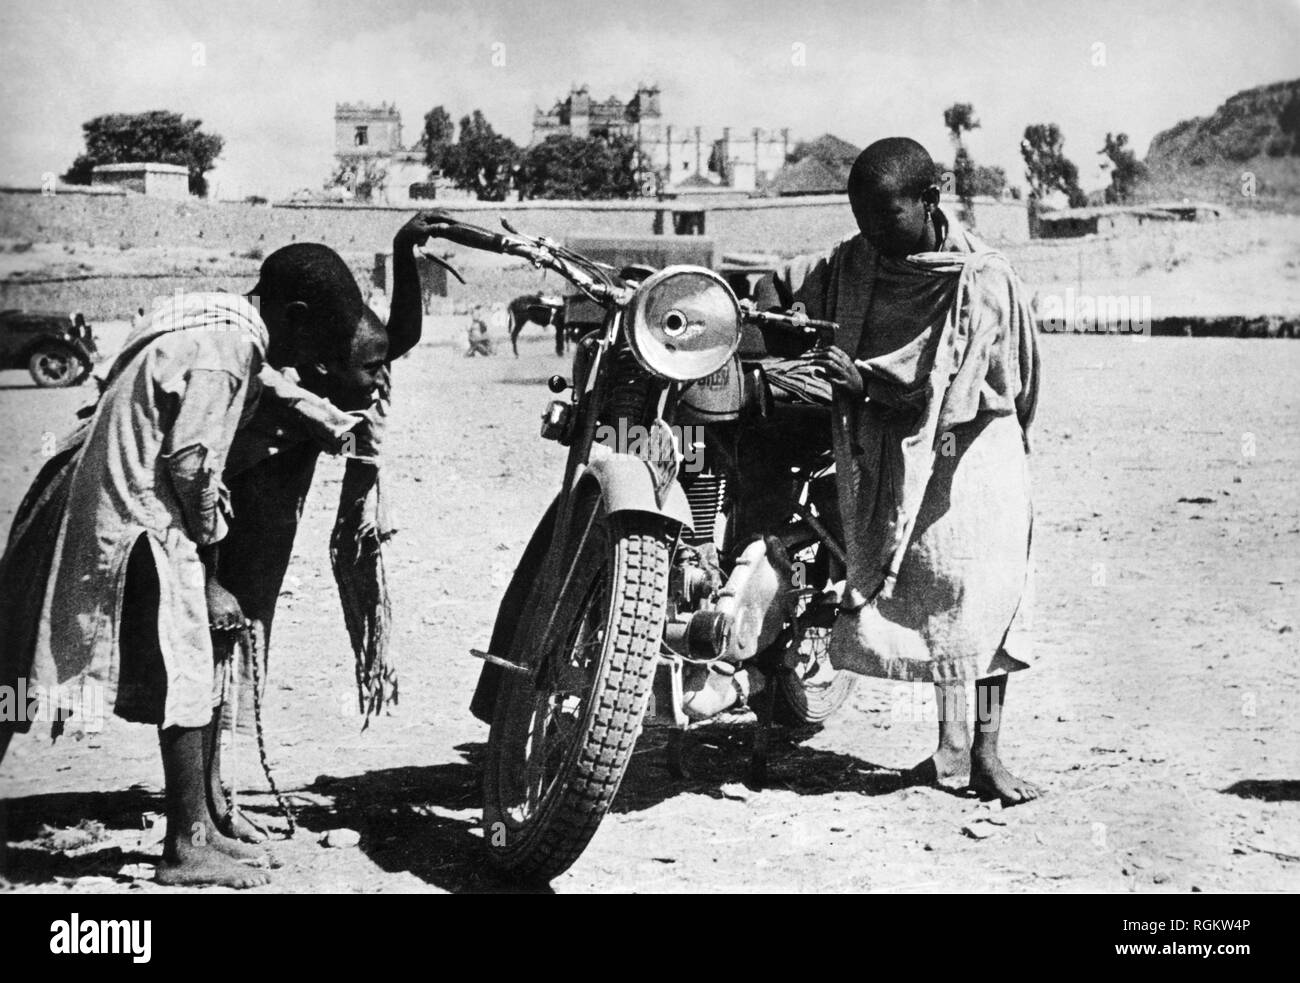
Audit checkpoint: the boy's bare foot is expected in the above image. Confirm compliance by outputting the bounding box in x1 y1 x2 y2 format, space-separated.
209 827 281 868
970 748 1042 805
909 738 972 780
157 843 272 889
192 811 280 868
901 743 970 786
215 806 270 844
900 682 971 787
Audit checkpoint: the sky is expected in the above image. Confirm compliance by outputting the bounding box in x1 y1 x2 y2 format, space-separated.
1 0 1297 199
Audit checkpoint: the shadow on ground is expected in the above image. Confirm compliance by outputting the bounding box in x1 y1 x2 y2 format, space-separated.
612 719 938 815
1221 779 1300 802
1 786 163 886
1 726 953 891
290 743 548 894
0 754 536 893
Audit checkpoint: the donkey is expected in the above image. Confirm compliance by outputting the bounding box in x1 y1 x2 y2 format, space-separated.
506 293 566 357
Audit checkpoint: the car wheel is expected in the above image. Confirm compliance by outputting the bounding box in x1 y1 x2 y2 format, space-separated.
28 342 81 388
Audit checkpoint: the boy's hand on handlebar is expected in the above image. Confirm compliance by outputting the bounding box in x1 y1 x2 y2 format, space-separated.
396 210 458 247
803 345 864 398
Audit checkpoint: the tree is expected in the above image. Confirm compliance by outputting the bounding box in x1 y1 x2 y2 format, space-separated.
1099 132 1148 204
421 106 455 172
943 103 980 141
442 110 519 201
519 134 640 200
967 163 1007 198
1020 123 1088 208
942 102 1005 216
1276 91 1300 156
63 110 223 196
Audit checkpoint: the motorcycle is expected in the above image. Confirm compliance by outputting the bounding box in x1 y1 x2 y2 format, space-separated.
427 218 854 882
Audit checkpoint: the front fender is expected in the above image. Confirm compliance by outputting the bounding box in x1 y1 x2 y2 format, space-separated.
470 452 692 725
582 449 693 533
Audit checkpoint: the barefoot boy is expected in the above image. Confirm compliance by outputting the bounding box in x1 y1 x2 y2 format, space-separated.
205 213 452 840
773 137 1042 804
0 239 404 885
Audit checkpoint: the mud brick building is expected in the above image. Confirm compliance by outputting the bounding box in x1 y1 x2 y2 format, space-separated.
90 163 189 199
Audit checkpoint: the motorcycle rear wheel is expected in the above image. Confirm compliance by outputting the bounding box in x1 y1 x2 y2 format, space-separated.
483 498 670 883
772 543 856 726
773 620 856 725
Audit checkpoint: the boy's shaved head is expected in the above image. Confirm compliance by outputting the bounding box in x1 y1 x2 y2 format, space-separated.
848 137 939 202
253 242 366 364
847 138 944 258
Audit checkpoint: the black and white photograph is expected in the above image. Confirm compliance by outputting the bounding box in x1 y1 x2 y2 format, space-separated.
0 0 1295 922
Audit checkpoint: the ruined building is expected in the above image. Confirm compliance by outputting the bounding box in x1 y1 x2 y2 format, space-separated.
333 88 794 202
531 84 790 193
333 101 433 204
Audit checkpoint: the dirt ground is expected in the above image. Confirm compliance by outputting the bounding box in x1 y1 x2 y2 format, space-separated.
1 327 1297 894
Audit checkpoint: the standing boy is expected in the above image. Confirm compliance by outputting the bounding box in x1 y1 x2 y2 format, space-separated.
775 138 1042 804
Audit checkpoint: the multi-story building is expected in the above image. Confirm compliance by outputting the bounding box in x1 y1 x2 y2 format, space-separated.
531 85 790 193
334 88 796 202
332 101 433 204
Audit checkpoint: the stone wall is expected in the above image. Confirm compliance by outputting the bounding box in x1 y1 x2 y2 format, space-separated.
0 184 1027 261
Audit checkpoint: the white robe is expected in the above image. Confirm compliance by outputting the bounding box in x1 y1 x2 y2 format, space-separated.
30 294 267 729
776 228 1040 682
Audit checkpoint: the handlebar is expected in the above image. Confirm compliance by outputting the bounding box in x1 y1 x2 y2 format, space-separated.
427 218 622 306
434 222 509 255
426 220 840 343
738 300 838 346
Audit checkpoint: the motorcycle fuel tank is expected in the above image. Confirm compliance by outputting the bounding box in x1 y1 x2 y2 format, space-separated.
675 353 743 423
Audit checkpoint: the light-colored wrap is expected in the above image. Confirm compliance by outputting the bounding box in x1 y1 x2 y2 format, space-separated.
774 227 1039 683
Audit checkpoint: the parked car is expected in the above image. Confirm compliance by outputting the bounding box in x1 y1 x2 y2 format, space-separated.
0 309 98 387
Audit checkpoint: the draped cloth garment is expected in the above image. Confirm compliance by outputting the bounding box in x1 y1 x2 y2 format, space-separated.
774 228 1040 683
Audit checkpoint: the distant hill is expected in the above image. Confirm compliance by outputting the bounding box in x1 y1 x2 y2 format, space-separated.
1141 78 1300 212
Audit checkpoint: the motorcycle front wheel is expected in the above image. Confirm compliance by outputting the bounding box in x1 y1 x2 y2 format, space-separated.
483 495 671 883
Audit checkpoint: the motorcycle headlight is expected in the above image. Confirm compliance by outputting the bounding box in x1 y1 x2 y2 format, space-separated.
625 266 740 381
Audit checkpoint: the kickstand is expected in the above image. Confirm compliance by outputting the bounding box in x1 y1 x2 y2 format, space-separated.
666 727 690 780
747 672 777 790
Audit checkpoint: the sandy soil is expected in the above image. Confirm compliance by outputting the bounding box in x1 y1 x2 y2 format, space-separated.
1 328 1297 894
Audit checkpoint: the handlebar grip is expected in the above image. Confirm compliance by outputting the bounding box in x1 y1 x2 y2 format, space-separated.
747 310 837 335
435 222 508 254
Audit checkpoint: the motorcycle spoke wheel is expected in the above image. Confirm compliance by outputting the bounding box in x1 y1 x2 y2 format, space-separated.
772 556 856 726
507 569 609 824
484 502 670 883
